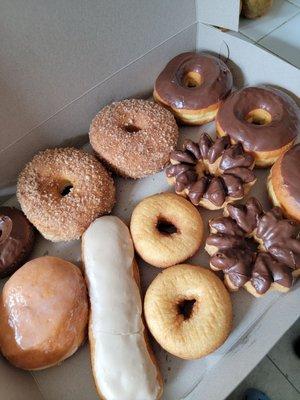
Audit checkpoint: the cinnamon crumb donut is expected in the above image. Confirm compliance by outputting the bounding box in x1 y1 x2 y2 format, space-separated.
17 148 115 242
89 99 179 179
144 264 232 360
130 193 203 268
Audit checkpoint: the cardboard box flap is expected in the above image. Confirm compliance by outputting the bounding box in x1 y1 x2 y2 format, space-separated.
196 0 240 31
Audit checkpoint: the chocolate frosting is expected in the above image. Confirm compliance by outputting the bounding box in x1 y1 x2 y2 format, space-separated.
166 133 255 207
207 198 299 294
154 52 233 110
216 86 300 151
281 144 300 206
0 207 35 278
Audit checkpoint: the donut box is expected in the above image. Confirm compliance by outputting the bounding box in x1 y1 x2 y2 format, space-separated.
0 4 300 400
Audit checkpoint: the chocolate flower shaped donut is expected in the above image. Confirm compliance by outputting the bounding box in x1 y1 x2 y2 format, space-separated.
205 197 300 296
166 133 256 210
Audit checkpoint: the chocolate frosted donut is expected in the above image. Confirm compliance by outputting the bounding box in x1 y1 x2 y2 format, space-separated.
268 144 300 222
205 197 300 296
166 133 256 210
0 207 34 278
154 52 233 125
216 86 300 167
89 99 178 179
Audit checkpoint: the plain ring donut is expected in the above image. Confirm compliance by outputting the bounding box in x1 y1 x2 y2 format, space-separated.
130 193 203 268
144 264 232 359
17 147 115 242
89 99 179 179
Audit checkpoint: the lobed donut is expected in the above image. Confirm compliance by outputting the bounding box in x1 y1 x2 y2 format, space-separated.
130 193 203 268
17 147 115 242
0 256 88 370
89 99 179 179
144 264 232 360
268 144 300 222
166 133 256 210
205 197 300 296
154 52 233 125
0 207 35 278
216 86 300 167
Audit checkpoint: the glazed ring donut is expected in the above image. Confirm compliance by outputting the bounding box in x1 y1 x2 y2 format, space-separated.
17 147 115 242
144 264 232 360
153 52 233 125
89 99 179 178
130 193 203 268
216 86 300 167
166 133 256 210
268 144 300 222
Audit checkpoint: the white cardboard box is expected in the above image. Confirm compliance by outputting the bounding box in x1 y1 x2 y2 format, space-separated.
0 2 299 400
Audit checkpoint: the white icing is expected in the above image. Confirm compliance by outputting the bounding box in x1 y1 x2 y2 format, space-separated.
82 216 160 400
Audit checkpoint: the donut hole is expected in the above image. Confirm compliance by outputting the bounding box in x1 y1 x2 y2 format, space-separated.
183 71 202 88
59 181 74 197
156 218 178 235
177 298 196 320
123 123 141 133
245 109 272 126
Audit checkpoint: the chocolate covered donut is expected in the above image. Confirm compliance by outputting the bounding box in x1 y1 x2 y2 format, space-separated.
216 86 300 167
0 207 34 278
205 198 300 296
166 133 256 210
154 52 233 125
268 144 300 222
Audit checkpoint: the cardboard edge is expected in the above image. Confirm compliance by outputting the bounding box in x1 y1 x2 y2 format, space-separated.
196 0 240 31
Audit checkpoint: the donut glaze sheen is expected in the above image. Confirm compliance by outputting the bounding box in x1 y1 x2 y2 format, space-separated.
268 144 300 222
154 52 233 125
216 86 300 166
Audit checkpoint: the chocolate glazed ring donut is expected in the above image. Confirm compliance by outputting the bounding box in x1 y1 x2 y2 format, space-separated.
216 86 300 167
205 197 300 297
166 133 256 210
154 52 233 125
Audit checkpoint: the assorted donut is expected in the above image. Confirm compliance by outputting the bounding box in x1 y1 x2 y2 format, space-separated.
0 51 299 399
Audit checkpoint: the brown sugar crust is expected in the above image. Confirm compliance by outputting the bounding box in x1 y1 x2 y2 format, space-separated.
153 52 232 125
144 264 232 359
166 133 256 210
89 99 179 179
205 197 300 296
17 147 115 242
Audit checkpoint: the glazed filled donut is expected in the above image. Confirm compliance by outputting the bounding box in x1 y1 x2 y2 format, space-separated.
17 147 115 242
153 52 233 125
216 86 300 167
82 216 163 400
268 144 300 222
130 193 203 268
205 197 300 296
144 264 232 360
166 133 256 210
0 256 88 370
0 207 35 278
89 99 178 179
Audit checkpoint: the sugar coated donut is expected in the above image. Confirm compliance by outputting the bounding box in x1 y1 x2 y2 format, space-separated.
89 99 178 179
206 197 300 296
154 52 233 125
0 207 35 278
144 264 232 359
166 133 256 210
268 144 300 222
216 86 300 167
0 256 88 370
130 193 203 268
17 147 115 242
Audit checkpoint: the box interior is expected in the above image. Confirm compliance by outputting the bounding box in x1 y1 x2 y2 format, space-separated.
0 3 300 400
